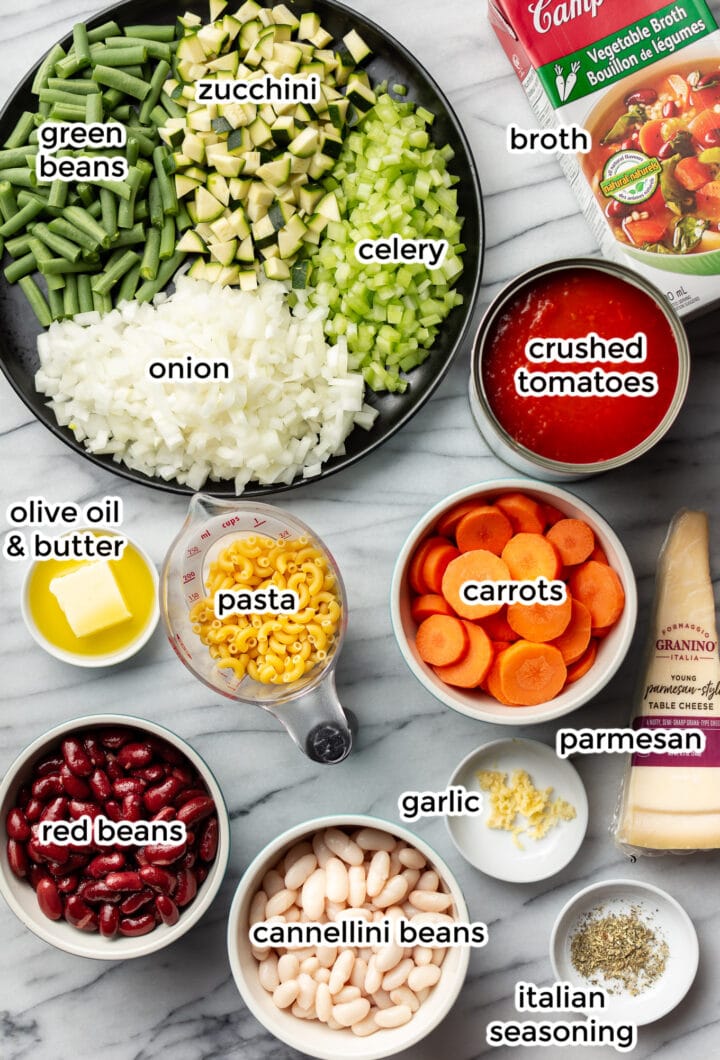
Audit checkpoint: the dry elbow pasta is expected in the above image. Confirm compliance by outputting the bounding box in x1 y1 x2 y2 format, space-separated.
189 535 342 685
250 827 455 1035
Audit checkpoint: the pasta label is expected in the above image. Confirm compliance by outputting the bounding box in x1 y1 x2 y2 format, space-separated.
214 588 300 618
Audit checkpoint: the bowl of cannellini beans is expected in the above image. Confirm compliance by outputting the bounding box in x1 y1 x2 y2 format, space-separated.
227 815 470 1059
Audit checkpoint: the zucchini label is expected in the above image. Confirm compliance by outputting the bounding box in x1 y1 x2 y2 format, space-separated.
194 73 321 104
354 236 448 269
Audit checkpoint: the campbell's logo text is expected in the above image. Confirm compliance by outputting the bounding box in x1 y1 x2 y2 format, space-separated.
528 0 604 33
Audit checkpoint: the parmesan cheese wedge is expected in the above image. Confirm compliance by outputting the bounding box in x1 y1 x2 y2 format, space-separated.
616 510 720 851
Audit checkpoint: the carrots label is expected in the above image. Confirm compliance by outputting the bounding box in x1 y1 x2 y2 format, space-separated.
460 577 567 606
398 786 483 821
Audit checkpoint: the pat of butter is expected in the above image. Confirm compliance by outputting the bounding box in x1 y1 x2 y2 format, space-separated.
49 561 132 638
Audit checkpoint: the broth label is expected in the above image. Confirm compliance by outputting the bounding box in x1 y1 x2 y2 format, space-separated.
506 122 591 152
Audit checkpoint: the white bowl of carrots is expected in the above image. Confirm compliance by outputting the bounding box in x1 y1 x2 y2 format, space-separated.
390 480 637 725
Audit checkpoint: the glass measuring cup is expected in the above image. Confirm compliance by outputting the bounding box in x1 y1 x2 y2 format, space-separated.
161 495 353 764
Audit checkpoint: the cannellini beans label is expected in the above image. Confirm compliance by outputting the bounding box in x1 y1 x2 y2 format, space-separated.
250 916 488 949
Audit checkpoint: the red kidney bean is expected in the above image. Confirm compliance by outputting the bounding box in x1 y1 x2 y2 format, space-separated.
65 894 97 931
26 837 44 863
606 199 630 219
147 738 184 765
195 866 208 886
177 796 214 828
135 848 148 867
170 765 193 786
120 795 143 822
662 101 678 118
143 841 187 866
120 888 154 915
174 787 207 809
105 870 143 892
88 769 111 802
117 742 153 770
36 878 63 920
60 764 91 799
36 755 64 778
100 730 129 750
79 880 121 903
24 798 44 823
181 849 196 869
104 800 122 823
697 72 719 87
7 838 28 878
703 128 720 147
83 735 106 768
174 867 197 908
99 903 120 938
658 141 677 160
32 833 69 864
199 817 218 863
113 777 146 798
87 852 125 878
624 88 657 106
119 913 156 936
143 777 182 814
105 755 123 782
40 797 68 823
61 737 93 777
6 808 30 841
29 863 50 888
32 775 64 800
69 800 101 821
155 894 179 927
139 865 176 894
56 874 79 894
64 853 91 873
136 764 166 784
151 806 176 823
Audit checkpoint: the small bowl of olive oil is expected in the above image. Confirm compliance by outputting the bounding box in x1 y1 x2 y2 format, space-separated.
21 529 159 667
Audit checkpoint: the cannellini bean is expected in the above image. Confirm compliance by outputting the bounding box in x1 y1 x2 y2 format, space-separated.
328 949 355 995
350 957 368 989
366 850 390 898
382 957 414 992
284 906 301 923
416 870 439 891
251 946 270 962
384 905 406 921
312 831 332 868
284 841 313 871
364 956 383 995
401 867 421 891
291 947 316 962
398 847 426 870
375 1004 413 1028
336 907 371 922
351 1009 381 1036
316 945 337 968
315 967 331 984
413 946 433 966
278 954 300 982
333 985 361 1004
348 865 366 907
409 889 453 913
284 852 317 891
316 982 332 1022
326 900 345 920
265 888 298 917
402 901 421 918
325 857 349 903
359 947 373 962
372 988 393 1010
324 828 364 866
300 868 326 920
258 955 280 993
391 986 420 1012
262 869 285 898
373 875 408 909
355 827 396 852
432 947 447 967
249 890 267 926
326 1015 344 1031
272 980 299 1009
374 939 404 973
297 972 317 1010
388 849 403 875
300 956 320 976
408 963 442 992
333 997 370 1027
291 1002 315 1020
416 987 431 1003
410 911 454 927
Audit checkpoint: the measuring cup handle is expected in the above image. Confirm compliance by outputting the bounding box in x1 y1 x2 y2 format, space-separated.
270 674 354 764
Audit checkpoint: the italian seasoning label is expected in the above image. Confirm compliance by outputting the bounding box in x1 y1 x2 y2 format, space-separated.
537 0 715 106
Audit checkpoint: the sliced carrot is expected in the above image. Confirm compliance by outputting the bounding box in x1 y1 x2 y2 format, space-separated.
416 615 469 667
433 621 493 688
492 640 512 655
590 544 609 565
592 625 613 639
541 503 565 527
507 594 572 643
623 215 670 246
486 654 513 704
456 505 513 556
411 594 455 623
675 156 713 191
546 518 595 566
692 83 720 109
409 535 447 594
496 641 567 706
422 541 460 594
689 108 720 145
638 118 666 156
479 607 518 642
568 560 625 630
502 533 560 580
565 639 598 684
696 180 720 223
436 501 480 539
551 599 592 664
495 492 544 533
441 550 511 620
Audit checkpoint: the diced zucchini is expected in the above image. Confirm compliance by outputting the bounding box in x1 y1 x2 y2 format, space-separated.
263 257 291 280
177 230 207 253
291 259 310 289
252 214 277 248
195 186 226 222
289 127 319 157
342 30 371 65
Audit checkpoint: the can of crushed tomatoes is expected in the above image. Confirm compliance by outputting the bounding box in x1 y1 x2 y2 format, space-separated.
469 257 690 481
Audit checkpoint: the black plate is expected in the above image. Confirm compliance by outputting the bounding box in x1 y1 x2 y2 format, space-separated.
0 0 483 496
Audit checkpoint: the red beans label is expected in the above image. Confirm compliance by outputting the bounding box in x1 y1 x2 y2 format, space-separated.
36 814 187 848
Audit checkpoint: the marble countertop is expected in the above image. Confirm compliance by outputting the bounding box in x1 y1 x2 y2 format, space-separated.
1 1 720 1057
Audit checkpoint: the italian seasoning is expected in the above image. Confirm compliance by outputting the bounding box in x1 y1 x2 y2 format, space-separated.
570 906 669 996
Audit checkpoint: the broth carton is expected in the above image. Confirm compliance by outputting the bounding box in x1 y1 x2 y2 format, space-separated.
489 0 720 316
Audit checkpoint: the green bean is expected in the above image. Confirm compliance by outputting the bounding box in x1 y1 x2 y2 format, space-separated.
135 251 185 303
153 146 177 216
31 222 82 262
99 188 118 240
39 87 87 107
38 257 99 276
106 36 172 61
102 88 124 111
111 105 132 121
159 214 175 260
117 261 141 303
148 178 163 227
92 248 140 294
126 136 140 167
47 217 98 251
88 199 103 220
4 111 35 149
75 183 96 207
4 252 36 283
86 20 121 44
55 53 88 80
148 105 171 128
0 145 39 169
0 196 44 237
139 226 161 281
38 101 51 118
85 93 104 123
2 167 35 189
77 272 94 313
134 199 149 222
6 233 33 257
63 274 80 317
17 188 48 207
112 223 146 247
92 289 112 313
135 158 153 191
72 24 92 69
63 205 111 248
0 181 18 221
120 124 154 156
19 276 52 326
49 102 87 122
176 202 193 232
92 65 151 101
48 286 65 319
47 77 99 95
124 25 176 42
160 91 185 119
47 180 68 209
27 237 65 290
92 177 133 201
31 43 66 94
92 45 149 67
140 59 170 124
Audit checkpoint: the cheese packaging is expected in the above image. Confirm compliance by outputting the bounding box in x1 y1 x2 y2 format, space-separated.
49 560 132 639
614 509 720 853
488 0 720 318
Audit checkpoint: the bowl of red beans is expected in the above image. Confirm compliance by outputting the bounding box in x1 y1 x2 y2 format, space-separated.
0 714 229 959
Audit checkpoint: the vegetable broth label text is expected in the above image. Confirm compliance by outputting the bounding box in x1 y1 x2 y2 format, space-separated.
36 122 128 182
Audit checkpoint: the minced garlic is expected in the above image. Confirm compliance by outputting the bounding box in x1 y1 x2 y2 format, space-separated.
477 768 576 849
